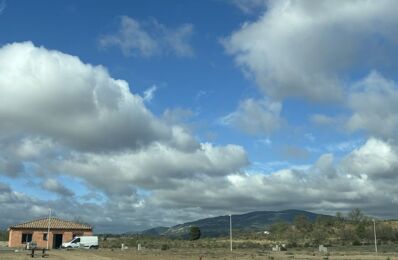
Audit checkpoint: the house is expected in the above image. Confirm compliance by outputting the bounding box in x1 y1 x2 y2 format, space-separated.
8 217 93 249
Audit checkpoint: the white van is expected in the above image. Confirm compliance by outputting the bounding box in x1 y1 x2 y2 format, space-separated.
61 236 98 249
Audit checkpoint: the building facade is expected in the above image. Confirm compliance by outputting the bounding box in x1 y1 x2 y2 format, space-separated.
8 218 93 249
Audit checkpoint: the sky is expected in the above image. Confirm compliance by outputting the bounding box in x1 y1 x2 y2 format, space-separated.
1 0 398 233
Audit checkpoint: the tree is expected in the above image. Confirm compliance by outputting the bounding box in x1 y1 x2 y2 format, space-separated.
335 212 345 227
294 214 312 232
311 226 328 245
335 212 344 221
189 226 201 240
315 215 333 227
355 222 367 239
348 208 365 223
0 230 8 241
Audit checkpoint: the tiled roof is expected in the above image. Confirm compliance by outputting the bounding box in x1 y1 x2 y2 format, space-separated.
10 217 92 230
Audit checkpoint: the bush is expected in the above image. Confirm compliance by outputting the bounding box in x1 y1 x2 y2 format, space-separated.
189 226 201 241
0 230 8 241
161 244 170 250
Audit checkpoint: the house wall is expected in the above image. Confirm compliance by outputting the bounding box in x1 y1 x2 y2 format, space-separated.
8 229 93 248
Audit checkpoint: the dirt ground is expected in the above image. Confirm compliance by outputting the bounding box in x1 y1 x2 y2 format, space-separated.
1 248 398 260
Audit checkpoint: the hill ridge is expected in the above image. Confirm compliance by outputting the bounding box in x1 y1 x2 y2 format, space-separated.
133 209 333 237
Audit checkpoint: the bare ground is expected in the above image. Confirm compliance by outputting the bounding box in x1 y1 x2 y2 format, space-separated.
1 248 398 260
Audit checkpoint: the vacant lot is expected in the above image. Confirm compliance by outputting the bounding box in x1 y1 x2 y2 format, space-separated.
1 248 398 260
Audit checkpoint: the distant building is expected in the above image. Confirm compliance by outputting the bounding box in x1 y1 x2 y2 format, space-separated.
8 217 93 249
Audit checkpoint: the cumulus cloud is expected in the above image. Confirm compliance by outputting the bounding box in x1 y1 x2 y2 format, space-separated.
0 42 174 152
311 72 398 141
0 42 252 231
0 41 246 175
56 142 248 194
221 98 282 135
0 182 48 227
2 41 398 232
347 71 398 140
99 16 194 57
42 179 74 197
341 138 398 180
223 0 398 101
2 137 398 231
148 138 398 218
162 107 194 125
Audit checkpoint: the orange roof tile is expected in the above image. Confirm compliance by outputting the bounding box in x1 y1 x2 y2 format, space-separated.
10 217 92 230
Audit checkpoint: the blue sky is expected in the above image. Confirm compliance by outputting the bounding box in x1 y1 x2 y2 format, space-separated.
1 0 398 233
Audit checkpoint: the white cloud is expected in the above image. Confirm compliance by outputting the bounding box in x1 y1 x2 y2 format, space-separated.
0 41 247 180
0 1 6 15
148 138 398 218
326 139 363 153
223 0 398 101
56 142 248 194
2 137 398 231
0 42 252 231
341 138 398 180
311 72 398 141
310 114 340 126
347 71 398 140
2 41 398 232
221 98 283 135
0 42 173 152
99 16 194 57
162 107 194 124
231 0 267 14
142 85 157 102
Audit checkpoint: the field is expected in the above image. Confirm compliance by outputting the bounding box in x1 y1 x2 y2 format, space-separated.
1 248 398 260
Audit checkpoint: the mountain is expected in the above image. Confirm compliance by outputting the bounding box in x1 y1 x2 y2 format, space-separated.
135 209 333 238
137 226 169 236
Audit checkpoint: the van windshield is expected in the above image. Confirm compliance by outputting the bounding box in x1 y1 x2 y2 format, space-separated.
71 238 80 243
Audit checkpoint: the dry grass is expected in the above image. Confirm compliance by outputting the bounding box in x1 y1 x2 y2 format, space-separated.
1 248 398 260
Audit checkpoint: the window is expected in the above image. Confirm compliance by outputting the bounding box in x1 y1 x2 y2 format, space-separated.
43 233 48 241
73 238 80 243
21 233 32 243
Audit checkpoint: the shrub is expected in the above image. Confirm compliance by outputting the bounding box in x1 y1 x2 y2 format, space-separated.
161 244 170 250
189 226 201 241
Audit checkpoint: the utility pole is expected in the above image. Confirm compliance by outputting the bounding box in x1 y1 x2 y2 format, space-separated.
229 214 232 252
373 219 377 253
47 209 51 250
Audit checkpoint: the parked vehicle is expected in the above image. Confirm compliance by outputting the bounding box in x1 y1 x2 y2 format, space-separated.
61 236 98 249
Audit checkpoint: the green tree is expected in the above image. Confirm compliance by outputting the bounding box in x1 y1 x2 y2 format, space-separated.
339 226 358 244
355 222 367 239
311 226 328 245
315 215 334 227
189 226 201 240
269 221 290 240
294 214 312 232
377 223 395 242
0 230 8 241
